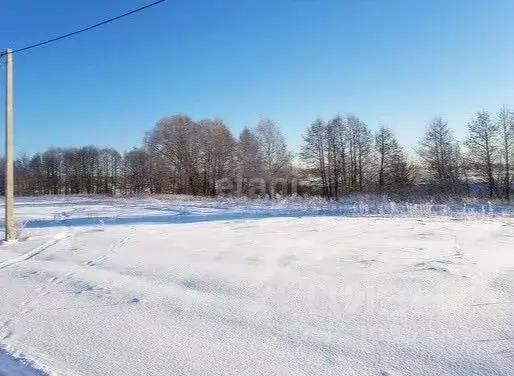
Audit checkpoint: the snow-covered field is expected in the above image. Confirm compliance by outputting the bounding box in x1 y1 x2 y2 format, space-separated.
0 196 513 375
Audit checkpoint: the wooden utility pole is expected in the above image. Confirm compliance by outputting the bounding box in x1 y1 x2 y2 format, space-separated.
4 48 15 241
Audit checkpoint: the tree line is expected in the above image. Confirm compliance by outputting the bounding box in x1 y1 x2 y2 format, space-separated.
302 107 514 200
2 108 513 200
0 115 293 197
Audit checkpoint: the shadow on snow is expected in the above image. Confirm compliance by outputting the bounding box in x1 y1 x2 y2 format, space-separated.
0 347 47 376
18 201 514 229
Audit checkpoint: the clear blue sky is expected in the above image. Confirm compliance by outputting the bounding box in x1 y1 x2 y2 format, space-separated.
2 0 514 156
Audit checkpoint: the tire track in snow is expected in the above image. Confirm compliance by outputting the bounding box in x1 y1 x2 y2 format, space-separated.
0 227 85 373
28 227 135 309
82 227 133 268
0 233 70 270
1 227 71 343
0 226 135 372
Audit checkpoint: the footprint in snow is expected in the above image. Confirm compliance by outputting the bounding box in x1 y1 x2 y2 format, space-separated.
36 286 50 297
21 307 33 315
414 261 450 272
1 320 12 328
277 255 296 267
2 330 13 340
359 259 378 265
434 259 453 264
246 256 260 265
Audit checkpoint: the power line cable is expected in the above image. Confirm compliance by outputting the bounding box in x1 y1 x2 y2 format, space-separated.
4 0 168 55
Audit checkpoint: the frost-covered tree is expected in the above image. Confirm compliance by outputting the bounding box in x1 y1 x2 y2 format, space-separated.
256 119 292 194
466 111 499 198
417 117 464 196
300 118 329 197
236 127 262 180
497 107 514 200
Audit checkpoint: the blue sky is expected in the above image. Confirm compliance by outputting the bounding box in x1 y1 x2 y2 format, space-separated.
2 0 514 156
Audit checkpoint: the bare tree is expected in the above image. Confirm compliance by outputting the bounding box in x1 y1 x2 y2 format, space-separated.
347 115 374 193
42 148 63 195
98 148 122 195
62 148 79 194
301 116 405 199
199 119 235 196
256 119 292 195
29 154 44 194
417 117 464 196
375 126 394 193
123 148 151 194
375 126 411 194
300 119 329 197
145 115 203 195
326 117 344 199
497 107 514 201
236 127 262 182
14 155 33 195
74 146 100 194
466 111 499 198
11 108 514 201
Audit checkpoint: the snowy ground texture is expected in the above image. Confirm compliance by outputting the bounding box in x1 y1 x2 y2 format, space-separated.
0 196 513 375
